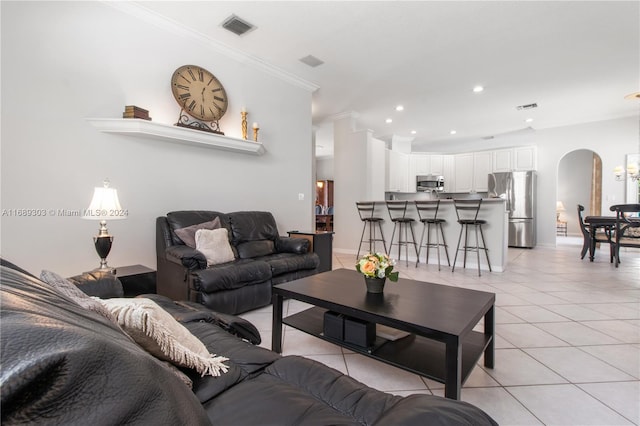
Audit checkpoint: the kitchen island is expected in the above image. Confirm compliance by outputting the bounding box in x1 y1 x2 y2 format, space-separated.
365 198 508 272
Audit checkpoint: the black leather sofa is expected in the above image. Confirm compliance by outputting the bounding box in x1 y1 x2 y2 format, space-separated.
1 260 497 425
157 210 320 314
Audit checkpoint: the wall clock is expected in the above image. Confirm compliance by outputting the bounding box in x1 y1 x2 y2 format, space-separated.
171 65 228 134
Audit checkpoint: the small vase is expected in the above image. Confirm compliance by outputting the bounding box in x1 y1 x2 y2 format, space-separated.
364 277 386 293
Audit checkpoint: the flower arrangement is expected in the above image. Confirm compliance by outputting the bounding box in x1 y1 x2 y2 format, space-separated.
355 252 399 282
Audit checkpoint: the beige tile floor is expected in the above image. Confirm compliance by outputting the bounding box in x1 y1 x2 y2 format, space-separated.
240 237 640 425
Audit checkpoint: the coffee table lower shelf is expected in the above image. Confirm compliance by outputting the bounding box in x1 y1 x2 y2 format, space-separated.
283 306 491 387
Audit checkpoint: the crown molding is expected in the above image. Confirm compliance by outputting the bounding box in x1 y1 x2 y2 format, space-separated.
102 1 319 93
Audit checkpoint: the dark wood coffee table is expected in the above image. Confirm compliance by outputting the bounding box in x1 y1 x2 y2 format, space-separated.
272 268 495 400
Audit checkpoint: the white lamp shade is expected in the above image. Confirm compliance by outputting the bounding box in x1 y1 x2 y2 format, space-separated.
83 186 125 220
556 201 566 212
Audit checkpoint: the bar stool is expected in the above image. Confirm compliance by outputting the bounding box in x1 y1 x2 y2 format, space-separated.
356 202 387 258
452 199 492 276
415 200 450 270
386 201 418 266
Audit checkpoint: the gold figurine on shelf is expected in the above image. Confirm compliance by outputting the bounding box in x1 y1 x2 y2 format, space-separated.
253 122 259 142
241 108 248 140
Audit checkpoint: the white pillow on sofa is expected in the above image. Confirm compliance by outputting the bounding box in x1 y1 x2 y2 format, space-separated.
195 228 235 266
99 297 228 377
174 217 222 248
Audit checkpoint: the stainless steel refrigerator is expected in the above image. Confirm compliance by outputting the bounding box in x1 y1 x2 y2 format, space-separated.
488 171 536 248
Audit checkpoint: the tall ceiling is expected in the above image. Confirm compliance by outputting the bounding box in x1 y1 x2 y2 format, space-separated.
136 1 639 156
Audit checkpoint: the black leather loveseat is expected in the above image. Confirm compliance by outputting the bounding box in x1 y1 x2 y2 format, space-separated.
157 210 319 314
1 260 497 425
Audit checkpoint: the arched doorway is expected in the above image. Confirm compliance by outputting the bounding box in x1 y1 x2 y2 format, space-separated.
557 149 602 240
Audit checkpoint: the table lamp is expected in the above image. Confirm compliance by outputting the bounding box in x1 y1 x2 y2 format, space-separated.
83 179 126 272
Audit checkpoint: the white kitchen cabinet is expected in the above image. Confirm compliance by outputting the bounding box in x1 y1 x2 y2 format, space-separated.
454 153 474 192
429 154 444 175
492 146 537 172
410 154 430 175
408 153 444 176
453 152 491 193
473 151 493 192
493 149 513 172
443 155 455 192
514 146 537 170
408 146 535 193
408 154 429 192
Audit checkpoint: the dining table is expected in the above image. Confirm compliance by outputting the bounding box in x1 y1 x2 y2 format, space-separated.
584 213 640 263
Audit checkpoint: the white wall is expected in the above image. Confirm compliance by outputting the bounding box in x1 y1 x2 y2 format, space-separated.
535 117 636 246
0 2 315 276
558 150 596 236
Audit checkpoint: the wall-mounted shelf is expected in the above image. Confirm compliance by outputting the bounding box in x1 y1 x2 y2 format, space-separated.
86 118 265 156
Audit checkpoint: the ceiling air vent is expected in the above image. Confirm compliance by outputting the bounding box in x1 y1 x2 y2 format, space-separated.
299 55 324 68
221 15 256 36
516 103 538 110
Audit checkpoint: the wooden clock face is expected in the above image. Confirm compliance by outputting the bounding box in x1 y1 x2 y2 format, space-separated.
171 65 228 122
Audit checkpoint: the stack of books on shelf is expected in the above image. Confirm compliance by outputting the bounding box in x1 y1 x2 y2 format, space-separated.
122 105 151 121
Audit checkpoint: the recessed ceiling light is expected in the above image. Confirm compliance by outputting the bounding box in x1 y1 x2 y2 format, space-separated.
450 130 457 135
395 105 404 111
411 130 417 135
473 86 484 93
525 118 534 123
385 118 393 124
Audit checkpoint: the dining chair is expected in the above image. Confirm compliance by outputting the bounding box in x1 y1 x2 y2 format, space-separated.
609 203 640 267
577 204 613 262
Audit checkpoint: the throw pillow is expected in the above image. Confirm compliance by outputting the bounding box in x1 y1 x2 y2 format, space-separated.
40 270 116 321
174 217 221 248
98 297 228 377
195 228 235 266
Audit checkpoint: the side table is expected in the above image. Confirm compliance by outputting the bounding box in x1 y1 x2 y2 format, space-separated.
115 265 157 297
556 221 567 236
287 231 334 273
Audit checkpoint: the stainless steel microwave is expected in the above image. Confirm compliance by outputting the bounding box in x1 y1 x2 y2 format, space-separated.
416 175 445 192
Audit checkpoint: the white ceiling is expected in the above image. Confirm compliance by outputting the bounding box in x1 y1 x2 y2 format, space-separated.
136 1 639 157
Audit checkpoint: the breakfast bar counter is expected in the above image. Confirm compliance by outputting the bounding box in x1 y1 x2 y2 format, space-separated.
366 199 508 272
